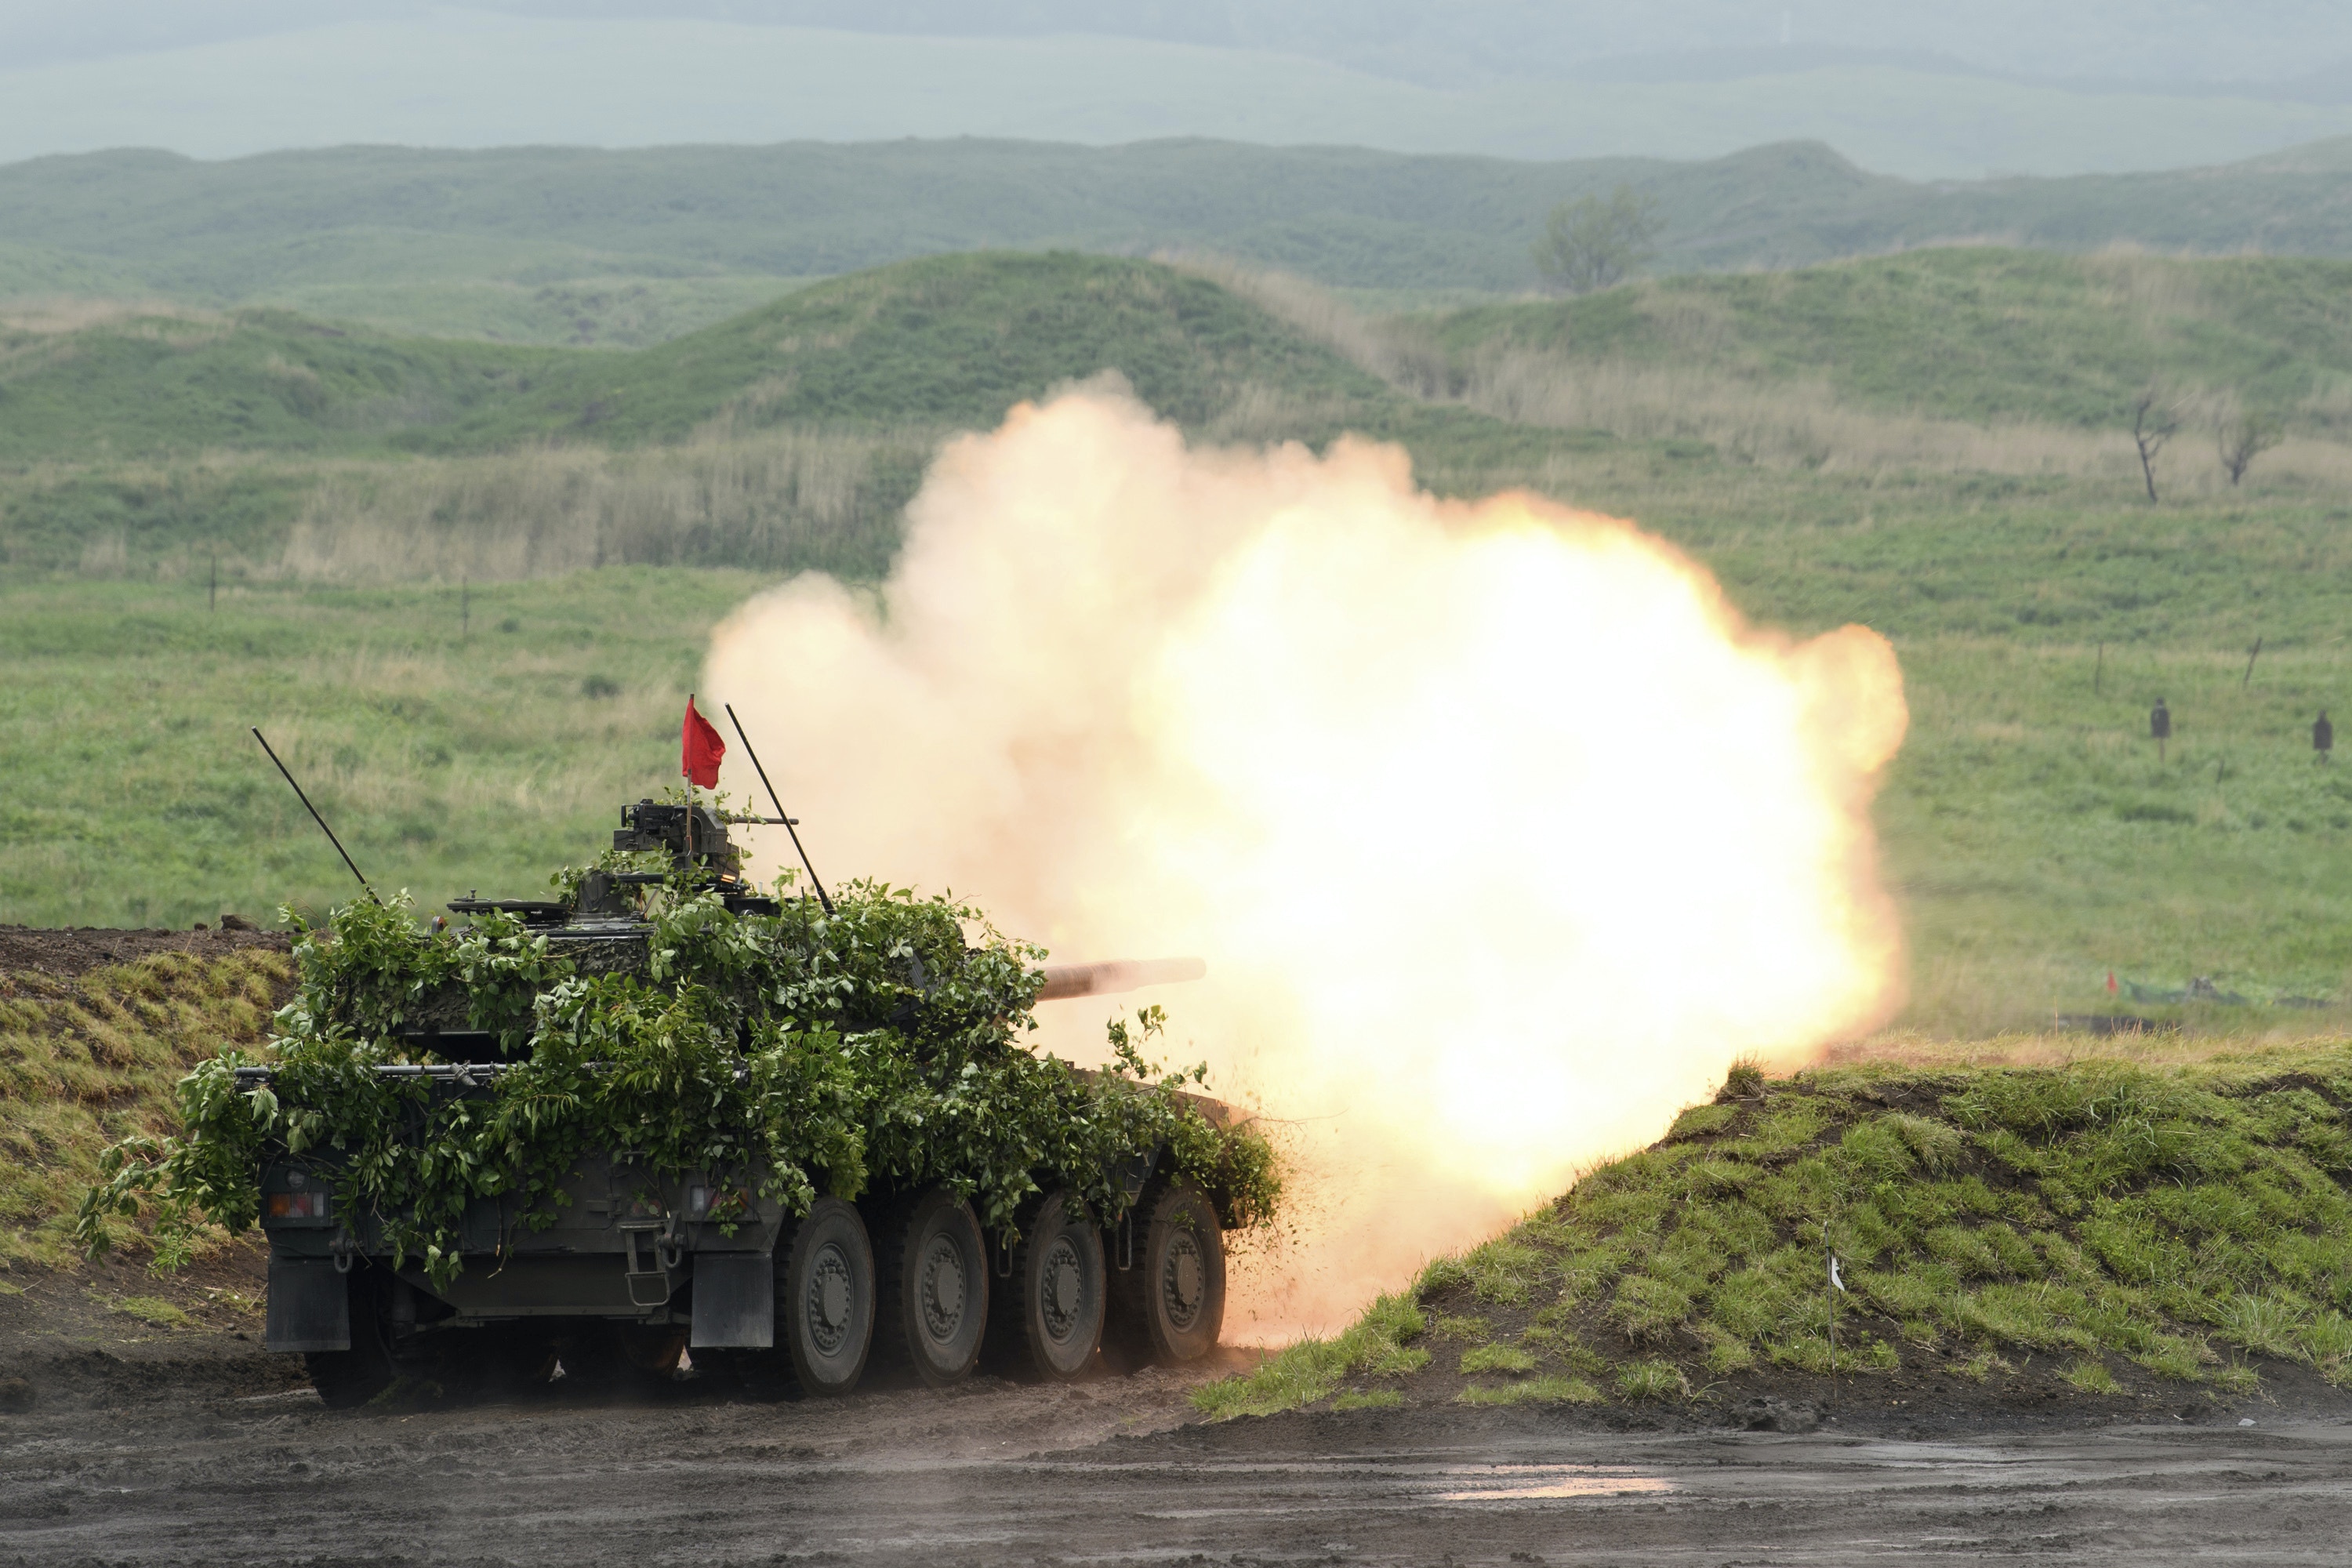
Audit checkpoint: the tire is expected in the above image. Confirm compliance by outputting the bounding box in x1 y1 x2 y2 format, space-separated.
303 1265 395 1410
985 1189 1105 1383
1105 1178 1226 1368
779 1196 875 1397
870 1189 989 1388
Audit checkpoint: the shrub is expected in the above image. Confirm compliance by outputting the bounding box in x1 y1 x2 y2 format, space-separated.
79 884 1280 1287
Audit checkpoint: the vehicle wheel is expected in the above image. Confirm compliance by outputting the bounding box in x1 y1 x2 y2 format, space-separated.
303 1266 394 1409
985 1189 1105 1383
871 1189 989 1387
780 1196 875 1397
1105 1179 1226 1367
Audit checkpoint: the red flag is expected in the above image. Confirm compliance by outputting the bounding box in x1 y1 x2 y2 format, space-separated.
682 696 725 789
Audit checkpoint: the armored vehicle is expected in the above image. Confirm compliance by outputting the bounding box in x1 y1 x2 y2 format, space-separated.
249 799 1250 1406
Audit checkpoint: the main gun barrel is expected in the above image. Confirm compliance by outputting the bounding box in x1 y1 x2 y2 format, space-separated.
1035 956 1207 1001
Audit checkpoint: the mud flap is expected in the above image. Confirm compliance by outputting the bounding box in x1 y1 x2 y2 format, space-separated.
689 1253 773 1348
265 1255 350 1352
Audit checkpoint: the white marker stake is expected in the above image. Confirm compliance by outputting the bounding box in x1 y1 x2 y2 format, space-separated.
1825 1232 1847 1388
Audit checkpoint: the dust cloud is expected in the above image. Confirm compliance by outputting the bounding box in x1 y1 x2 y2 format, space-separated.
706 385 1907 1340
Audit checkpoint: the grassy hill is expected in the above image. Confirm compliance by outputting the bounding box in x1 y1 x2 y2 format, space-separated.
10 137 2352 345
432 252 1408 450
8 246 2350 473
0 255 1411 466
0 310 547 464
0 253 1559 577
1421 248 2352 435
1201 1044 2352 1417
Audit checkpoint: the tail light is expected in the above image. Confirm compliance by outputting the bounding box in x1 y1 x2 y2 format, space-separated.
265 1190 332 1220
686 1185 750 1220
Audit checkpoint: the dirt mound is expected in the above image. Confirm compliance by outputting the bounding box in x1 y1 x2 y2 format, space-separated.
0 923 292 979
0 1240 304 1413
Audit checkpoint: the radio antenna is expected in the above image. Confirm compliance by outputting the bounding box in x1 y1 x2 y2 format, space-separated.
724 703 833 916
252 728 378 903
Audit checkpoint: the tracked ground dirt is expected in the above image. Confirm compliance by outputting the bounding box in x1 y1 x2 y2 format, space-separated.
2 1327 2350 1566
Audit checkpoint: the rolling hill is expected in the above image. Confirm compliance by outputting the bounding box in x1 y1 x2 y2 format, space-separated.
1420 248 2352 435
0 254 1415 464
0 252 1561 575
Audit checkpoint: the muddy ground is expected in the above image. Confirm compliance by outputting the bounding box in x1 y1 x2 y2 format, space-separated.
5 1270 2350 1568
0 923 290 979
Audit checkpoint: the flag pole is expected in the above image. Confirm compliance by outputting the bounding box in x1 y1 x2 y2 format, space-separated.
684 693 701 858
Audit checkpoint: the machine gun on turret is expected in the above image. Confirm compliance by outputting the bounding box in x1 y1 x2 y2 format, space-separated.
449 798 786 925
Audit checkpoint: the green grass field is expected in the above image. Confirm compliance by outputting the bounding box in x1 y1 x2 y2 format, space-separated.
0 570 760 931
10 496 2346 1033
5 245 2352 1039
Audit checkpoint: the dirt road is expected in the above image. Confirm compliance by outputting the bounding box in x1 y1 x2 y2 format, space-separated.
4 1343 2348 1566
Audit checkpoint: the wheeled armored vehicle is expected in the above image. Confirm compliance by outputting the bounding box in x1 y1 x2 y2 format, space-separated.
251 799 1246 1406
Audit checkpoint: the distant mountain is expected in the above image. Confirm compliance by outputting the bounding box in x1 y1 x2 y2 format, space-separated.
8 11 2352 179
5 137 2352 347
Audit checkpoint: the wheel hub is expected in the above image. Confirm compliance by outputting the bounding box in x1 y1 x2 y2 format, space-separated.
919 1234 967 1345
808 1243 852 1355
1162 1229 1203 1331
1040 1236 1083 1343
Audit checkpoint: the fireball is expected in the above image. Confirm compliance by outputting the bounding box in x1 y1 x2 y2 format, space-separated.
707 387 1907 1338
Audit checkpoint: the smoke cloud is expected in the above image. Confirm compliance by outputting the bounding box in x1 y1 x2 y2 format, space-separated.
706 385 1907 1338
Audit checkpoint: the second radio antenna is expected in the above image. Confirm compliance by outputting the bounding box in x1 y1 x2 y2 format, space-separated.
252 728 378 903
724 703 833 916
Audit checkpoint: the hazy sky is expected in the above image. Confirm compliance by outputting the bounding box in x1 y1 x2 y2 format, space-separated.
8 2 2352 84
3 2 2350 176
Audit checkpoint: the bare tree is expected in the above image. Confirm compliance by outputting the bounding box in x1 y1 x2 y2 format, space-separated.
1534 185 1664 296
2217 412 2281 486
2131 393 2177 503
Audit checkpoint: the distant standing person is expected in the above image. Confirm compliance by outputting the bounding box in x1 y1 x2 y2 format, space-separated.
2151 697 2171 763
2317 710 2334 764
